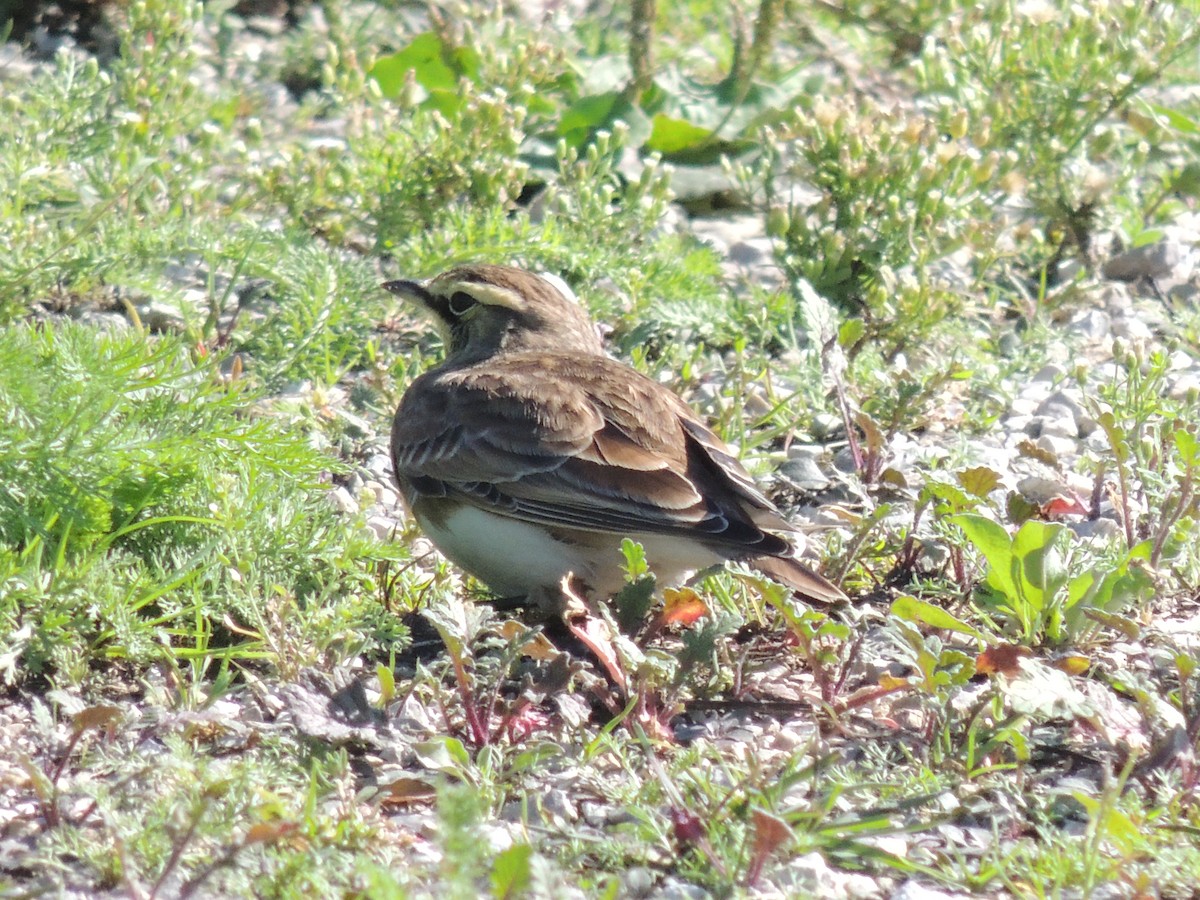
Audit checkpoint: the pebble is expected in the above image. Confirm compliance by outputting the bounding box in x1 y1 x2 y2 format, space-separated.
620 867 658 897
810 412 844 442
1065 308 1111 340
1103 232 1193 282
1035 389 1084 423
1071 518 1123 540
727 237 774 266
1008 396 1039 417
328 486 359 516
778 455 830 490
1168 281 1200 305
366 515 400 541
1111 314 1153 340
1035 433 1078 458
1002 413 1032 433
1031 363 1067 383
1016 476 1070 505
1169 367 1200 399
1097 281 1133 310
366 453 393 480
1036 388 1084 432
831 446 860 475
73 310 131 332
776 851 879 899
135 300 187 332
654 879 710 900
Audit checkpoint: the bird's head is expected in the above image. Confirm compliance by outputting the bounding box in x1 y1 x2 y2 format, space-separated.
384 264 604 361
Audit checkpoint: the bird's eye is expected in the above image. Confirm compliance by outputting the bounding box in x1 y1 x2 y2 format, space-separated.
448 291 478 317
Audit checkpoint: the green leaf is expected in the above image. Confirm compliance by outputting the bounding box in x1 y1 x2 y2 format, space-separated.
1097 412 1130 463
490 844 534 899
506 744 563 775
958 466 1002 499
414 736 472 775
1177 652 1197 680
1012 520 1069 608
1131 228 1165 249
1174 427 1200 468
838 317 865 348
556 93 652 151
371 34 452 97
556 91 621 146
950 513 1017 602
1169 162 1200 199
1149 102 1200 134
619 538 648 579
890 595 982 639
1072 794 1145 857
1081 608 1141 640
376 663 395 706
645 114 712 154
921 480 975 515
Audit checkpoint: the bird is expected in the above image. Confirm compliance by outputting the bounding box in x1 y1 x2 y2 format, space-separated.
384 263 845 615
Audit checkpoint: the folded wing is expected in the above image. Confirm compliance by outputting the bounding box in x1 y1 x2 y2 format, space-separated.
391 354 793 556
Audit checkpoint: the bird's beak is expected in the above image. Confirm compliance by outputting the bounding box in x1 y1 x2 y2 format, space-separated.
382 279 435 307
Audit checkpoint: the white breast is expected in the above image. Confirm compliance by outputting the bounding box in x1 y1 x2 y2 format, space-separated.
415 504 727 602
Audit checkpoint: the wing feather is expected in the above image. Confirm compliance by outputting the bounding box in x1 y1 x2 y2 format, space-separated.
391 354 791 553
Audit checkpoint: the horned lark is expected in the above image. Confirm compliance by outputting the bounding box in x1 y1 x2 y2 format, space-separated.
385 264 845 612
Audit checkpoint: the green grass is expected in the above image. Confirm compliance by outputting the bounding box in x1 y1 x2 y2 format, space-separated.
1 0 1199 895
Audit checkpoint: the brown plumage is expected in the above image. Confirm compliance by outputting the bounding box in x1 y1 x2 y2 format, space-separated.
386 264 845 611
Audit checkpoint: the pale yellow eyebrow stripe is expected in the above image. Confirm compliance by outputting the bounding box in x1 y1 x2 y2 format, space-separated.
444 281 527 311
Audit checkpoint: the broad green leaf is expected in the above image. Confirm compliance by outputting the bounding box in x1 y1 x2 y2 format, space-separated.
557 91 621 135
1131 228 1166 248
1169 162 1200 199
950 513 1018 602
371 33 458 97
425 89 467 118
1174 427 1200 468
491 844 534 899
1012 520 1069 607
958 466 1002 499
1081 609 1141 640
1004 491 1039 525
1097 411 1130 463
414 736 472 774
645 114 712 154
891 595 982 639
1177 653 1197 679
837 317 865 348
922 480 975 515
1067 568 1098 607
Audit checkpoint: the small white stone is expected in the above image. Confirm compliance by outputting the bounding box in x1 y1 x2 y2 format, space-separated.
1066 308 1110 340
1031 363 1067 383
328 486 359 516
1036 433 1078 458
366 453 392 479
1111 315 1153 340
366 515 399 541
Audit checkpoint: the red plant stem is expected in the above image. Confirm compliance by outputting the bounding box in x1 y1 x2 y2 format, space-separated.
450 654 489 747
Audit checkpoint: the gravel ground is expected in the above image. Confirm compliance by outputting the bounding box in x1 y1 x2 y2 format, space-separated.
3 4 1199 896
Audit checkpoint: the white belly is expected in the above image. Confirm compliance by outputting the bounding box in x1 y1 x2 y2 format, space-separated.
416 504 726 601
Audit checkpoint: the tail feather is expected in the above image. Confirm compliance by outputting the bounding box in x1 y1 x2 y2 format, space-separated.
748 555 847 605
